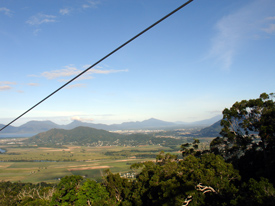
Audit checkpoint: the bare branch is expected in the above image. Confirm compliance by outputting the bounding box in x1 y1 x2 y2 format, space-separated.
182 195 193 206
196 183 217 194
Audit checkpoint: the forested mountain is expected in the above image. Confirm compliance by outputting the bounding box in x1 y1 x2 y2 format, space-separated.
25 126 184 146
26 127 122 146
195 120 222 137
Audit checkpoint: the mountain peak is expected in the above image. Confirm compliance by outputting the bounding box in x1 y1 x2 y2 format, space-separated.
145 118 159 121
142 118 165 123
71 120 83 123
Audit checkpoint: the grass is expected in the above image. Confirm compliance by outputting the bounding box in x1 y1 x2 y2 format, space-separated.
0 144 175 183
0 141 214 183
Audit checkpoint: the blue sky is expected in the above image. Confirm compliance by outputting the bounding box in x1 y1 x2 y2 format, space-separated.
0 0 275 126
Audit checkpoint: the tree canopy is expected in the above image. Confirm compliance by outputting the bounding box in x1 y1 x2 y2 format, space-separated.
210 92 275 183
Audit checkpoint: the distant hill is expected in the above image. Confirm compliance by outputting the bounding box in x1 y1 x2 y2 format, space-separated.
0 124 18 133
61 120 115 131
195 120 222 137
190 115 222 126
175 115 222 126
25 126 184 146
26 126 122 146
17 121 61 133
113 118 176 130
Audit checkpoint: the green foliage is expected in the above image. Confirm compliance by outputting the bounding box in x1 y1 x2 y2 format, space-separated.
236 178 275 205
76 179 112 206
26 127 122 146
103 169 132 204
156 150 178 165
181 139 206 157
0 181 54 206
210 92 275 183
21 199 50 206
25 127 184 147
51 175 83 205
110 152 240 206
0 150 274 206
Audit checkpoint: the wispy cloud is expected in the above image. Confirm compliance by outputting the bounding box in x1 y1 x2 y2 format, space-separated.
263 24 275 33
88 68 129 74
0 81 16 85
26 13 57 25
266 16 275 20
0 81 16 91
0 7 12 17
32 65 128 82
41 66 81 79
0 86 12 91
28 83 39 87
82 0 100 9
33 29 42 36
59 8 71 15
262 16 275 34
206 0 275 71
66 83 86 89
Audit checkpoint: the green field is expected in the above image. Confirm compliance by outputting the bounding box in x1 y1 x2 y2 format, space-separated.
0 144 180 183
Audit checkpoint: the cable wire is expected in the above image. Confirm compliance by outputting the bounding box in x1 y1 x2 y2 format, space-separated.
0 0 194 132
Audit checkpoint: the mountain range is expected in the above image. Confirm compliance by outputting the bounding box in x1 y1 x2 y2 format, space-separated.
0 115 222 137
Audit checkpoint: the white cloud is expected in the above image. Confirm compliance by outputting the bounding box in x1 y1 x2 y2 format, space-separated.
28 83 39 87
58 75 94 82
262 16 275 34
60 8 71 15
0 81 16 91
66 83 86 89
88 68 129 74
71 116 94 122
82 0 100 9
0 86 12 91
266 16 275 20
207 9 250 70
41 66 80 79
0 7 12 17
34 65 128 81
26 13 56 25
33 29 42 36
0 81 16 85
206 0 275 70
263 24 275 33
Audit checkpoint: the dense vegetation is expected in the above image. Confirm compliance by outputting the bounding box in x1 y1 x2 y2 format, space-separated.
25 127 121 146
211 92 275 184
1 93 274 205
25 127 185 147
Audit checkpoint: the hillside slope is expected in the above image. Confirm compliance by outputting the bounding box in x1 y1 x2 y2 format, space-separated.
26 126 122 145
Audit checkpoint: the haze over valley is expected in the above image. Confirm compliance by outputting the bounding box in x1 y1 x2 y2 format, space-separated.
0 115 222 138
